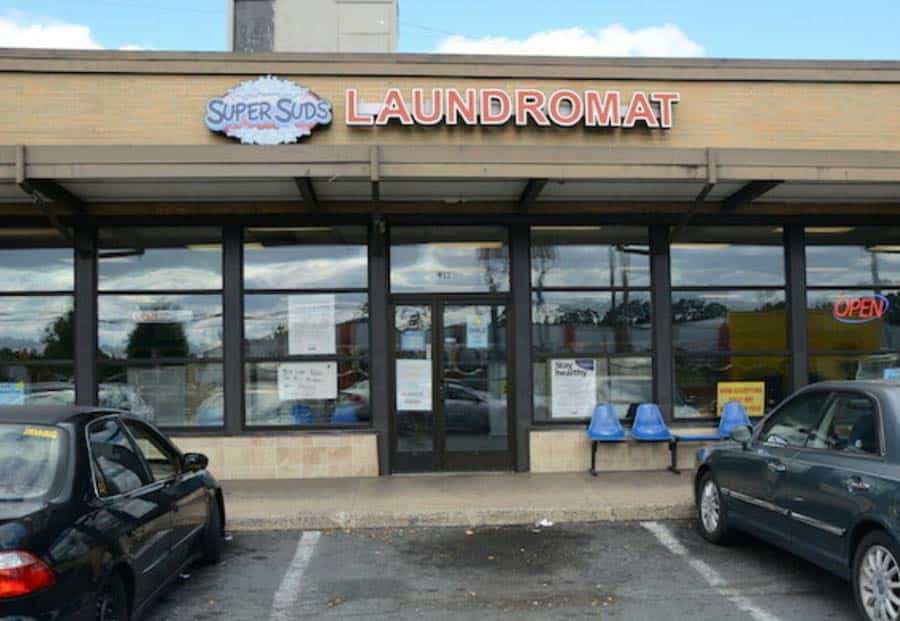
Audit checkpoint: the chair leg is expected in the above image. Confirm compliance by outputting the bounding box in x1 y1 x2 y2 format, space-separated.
668 439 680 474
591 441 598 476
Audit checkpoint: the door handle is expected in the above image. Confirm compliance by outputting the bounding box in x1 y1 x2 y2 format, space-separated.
767 462 787 473
845 477 871 492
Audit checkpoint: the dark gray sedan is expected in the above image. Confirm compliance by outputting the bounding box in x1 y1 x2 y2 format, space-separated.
695 381 900 621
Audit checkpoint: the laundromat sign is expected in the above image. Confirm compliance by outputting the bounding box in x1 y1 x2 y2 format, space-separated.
205 76 680 145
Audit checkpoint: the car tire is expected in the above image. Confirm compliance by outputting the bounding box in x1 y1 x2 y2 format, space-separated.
200 500 226 565
95 572 129 621
853 530 900 621
696 471 731 545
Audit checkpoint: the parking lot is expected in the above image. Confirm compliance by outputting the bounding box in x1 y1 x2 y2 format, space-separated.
146 520 859 620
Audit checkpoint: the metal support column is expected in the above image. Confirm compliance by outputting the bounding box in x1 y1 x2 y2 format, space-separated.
650 225 675 422
509 223 533 472
369 216 391 475
222 225 244 436
785 225 809 392
74 223 97 406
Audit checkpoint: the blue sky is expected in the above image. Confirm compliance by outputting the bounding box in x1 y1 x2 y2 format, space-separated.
0 0 898 59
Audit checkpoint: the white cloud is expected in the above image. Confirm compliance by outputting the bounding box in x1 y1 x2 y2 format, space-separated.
434 24 704 58
0 11 146 50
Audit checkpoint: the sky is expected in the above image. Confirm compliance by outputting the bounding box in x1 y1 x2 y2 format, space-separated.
0 0 899 60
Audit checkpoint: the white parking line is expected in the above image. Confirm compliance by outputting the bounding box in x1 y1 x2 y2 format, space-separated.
641 521 781 621
270 530 321 621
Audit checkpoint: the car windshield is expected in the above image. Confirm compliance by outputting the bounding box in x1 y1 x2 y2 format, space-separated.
0 424 66 501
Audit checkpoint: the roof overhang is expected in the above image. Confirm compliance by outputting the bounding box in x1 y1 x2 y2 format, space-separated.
1 144 899 209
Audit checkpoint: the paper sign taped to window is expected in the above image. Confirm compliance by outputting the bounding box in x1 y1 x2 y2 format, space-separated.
550 359 596 419
396 359 432 411
0 382 25 406
277 362 337 401
288 294 336 355
716 381 765 418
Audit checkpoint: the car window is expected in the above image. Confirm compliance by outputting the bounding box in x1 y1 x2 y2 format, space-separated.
88 418 151 497
0 424 66 501
759 391 831 448
122 420 180 481
808 392 880 455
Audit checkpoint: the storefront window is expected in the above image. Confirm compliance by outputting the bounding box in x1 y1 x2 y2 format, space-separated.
531 226 652 421
671 227 787 418
0 229 74 406
98 228 223 427
243 227 369 427
390 227 509 293
806 227 900 381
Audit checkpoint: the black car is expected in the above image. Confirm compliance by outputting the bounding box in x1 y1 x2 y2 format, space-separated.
0 406 226 621
695 381 900 621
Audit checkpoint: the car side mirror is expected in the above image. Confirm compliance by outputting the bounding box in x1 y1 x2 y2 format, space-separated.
182 452 209 472
730 425 753 449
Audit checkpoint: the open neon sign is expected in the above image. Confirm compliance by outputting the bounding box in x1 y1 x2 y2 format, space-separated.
832 295 890 324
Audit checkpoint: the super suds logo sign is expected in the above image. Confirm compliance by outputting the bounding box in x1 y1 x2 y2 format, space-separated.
205 76 332 145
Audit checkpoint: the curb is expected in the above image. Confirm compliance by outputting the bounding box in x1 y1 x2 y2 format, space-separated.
225 503 695 531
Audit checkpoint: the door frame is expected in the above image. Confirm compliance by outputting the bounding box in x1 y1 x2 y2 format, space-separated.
389 292 515 473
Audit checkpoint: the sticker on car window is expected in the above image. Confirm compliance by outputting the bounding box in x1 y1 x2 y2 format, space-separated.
22 427 58 440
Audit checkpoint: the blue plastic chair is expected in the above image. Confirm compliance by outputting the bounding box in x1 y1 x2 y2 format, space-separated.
290 405 315 425
330 405 359 425
586 404 626 476
631 403 680 474
675 401 752 443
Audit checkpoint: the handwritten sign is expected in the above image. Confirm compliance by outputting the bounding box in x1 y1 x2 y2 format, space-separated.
277 362 337 401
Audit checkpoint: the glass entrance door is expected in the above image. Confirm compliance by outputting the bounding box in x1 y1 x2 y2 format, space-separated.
391 299 511 472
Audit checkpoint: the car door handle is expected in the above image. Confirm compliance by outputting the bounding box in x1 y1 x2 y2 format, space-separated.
845 477 871 492
767 462 787 473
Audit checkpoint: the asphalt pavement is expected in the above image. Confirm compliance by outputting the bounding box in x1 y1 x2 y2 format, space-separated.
145 520 858 620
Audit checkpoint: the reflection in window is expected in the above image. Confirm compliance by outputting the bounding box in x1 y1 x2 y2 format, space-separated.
98 295 222 360
531 226 649 288
533 357 653 421
806 227 900 287
530 227 652 421
244 227 368 290
243 227 370 428
98 227 222 291
671 227 787 419
98 228 224 427
99 363 222 427
671 226 785 287
391 227 509 293
672 290 787 353
675 355 788 419
0 229 73 404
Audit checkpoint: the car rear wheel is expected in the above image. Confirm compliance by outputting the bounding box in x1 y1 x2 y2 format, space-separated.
854 531 900 621
696 472 730 545
95 573 129 621
200 501 226 564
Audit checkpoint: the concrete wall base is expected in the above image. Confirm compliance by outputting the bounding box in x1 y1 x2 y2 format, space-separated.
530 428 713 473
172 433 379 480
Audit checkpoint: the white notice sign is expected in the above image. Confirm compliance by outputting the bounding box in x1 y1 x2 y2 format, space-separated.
288 294 336 355
277 362 337 401
396 359 432 411
550 359 597 419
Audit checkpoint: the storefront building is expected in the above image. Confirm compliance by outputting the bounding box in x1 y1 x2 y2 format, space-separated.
1 50 899 478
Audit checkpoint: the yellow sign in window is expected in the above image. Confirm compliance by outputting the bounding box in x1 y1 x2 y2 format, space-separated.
716 381 766 418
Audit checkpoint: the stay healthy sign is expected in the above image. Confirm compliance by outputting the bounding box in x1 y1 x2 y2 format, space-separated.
205 76 680 145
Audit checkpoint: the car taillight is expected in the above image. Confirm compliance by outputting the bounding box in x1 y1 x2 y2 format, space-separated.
0 551 55 599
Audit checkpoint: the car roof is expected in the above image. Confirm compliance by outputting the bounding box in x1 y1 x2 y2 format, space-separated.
0 405 120 426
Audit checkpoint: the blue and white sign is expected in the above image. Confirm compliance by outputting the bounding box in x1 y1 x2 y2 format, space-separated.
0 382 25 405
466 312 490 349
205 76 333 145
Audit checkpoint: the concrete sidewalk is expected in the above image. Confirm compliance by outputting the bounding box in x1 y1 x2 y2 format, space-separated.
222 470 695 531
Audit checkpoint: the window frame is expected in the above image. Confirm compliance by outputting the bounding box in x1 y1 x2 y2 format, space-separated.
529 226 654 424
241 226 372 431
120 418 183 482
